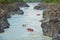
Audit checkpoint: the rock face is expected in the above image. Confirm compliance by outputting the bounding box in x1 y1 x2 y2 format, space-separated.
0 24 4 33
52 22 60 40
15 2 29 7
8 7 24 15
0 10 9 33
36 3 60 40
34 3 60 10
34 3 48 10
3 3 24 15
0 18 10 29
41 18 59 37
0 2 29 33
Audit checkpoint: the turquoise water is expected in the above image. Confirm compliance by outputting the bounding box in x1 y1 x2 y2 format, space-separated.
0 3 52 40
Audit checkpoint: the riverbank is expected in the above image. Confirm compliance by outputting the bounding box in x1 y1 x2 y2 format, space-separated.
34 2 60 40
0 2 29 33
34 3 60 10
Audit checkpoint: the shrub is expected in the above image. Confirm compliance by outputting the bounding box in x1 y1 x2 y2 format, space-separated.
41 0 60 3
0 0 23 3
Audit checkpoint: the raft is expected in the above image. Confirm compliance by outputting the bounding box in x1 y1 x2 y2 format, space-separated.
36 14 40 16
27 28 34 32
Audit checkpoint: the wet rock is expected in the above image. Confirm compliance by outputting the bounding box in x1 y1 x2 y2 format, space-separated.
0 20 9 29
34 3 48 10
0 9 10 29
0 3 24 15
52 22 60 40
43 9 60 19
9 7 24 15
0 24 4 33
34 5 47 10
41 18 60 37
15 2 29 7
41 22 52 37
14 7 24 14
40 3 60 40
0 2 30 33
7 4 24 15
0 18 10 29
34 2 60 40
6 13 11 18
34 3 60 10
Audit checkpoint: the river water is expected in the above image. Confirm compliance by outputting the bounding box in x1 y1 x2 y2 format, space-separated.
0 2 52 40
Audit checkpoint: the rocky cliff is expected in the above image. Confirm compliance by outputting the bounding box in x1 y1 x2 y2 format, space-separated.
34 3 60 40
0 2 29 33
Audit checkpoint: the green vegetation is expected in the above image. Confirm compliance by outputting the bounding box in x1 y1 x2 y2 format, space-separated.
24 0 41 2
0 0 23 3
1 0 60 3
0 0 41 3
41 0 60 3
14 0 23 2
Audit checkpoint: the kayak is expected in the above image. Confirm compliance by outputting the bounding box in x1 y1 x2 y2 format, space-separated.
22 24 26 27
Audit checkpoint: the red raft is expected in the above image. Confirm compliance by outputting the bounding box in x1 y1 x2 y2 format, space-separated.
36 14 40 16
27 28 34 32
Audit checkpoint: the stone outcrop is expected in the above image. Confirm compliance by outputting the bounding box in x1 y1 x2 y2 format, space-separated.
0 24 4 33
36 3 60 40
14 2 29 7
0 9 10 33
0 2 29 33
34 3 48 10
8 7 24 15
34 3 60 10
1 3 24 15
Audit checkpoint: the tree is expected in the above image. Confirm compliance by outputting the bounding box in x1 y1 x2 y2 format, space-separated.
41 0 60 3
0 0 24 3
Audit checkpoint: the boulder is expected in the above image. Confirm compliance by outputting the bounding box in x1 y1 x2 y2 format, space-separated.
0 18 10 29
40 3 60 40
0 24 4 33
34 3 48 10
41 22 52 37
0 9 10 29
14 2 29 7
52 22 60 40
34 5 47 10
7 4 24 15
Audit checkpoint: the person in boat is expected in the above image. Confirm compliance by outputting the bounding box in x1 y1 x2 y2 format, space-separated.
36 14 40 16
22 24 26 27
27 28 34 32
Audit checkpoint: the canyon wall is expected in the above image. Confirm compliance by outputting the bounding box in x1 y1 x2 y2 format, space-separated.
34 3 60 40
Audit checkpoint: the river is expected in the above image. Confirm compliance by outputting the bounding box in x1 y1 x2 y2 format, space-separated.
0 2 52 40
